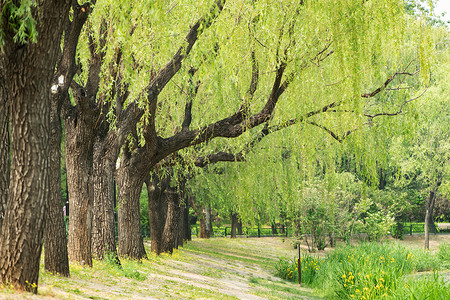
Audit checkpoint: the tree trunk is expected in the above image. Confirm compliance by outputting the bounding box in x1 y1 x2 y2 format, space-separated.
237 219 243 235
44 98 70 276
424 188 437 250
0 1 70 292
116 158 147 260
92 137 119 263
183 201 192 242
199 206 213 239
161 189 182 254
231 212 238 238
0 55 9 230
271 222 278 235
64 110 96 266
146 179 167 255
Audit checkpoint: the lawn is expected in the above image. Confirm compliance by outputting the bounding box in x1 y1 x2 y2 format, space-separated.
1 234 449 299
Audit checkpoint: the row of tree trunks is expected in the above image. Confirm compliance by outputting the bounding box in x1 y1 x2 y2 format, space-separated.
146 173 191 255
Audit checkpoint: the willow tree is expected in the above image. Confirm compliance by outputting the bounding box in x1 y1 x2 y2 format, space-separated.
390 40 450 250
63 0 430 260
0 0 70 293
188 2 434 234
112 0 432 257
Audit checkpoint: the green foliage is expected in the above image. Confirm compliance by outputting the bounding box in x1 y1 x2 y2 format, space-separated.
437 242 450 268
1 0 37 46
360 211 395 242
391 273 450 300
139 185 150 237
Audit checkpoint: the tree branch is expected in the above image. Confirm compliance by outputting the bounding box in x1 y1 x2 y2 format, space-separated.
364 87 427 118
146 0 226 102
361 61 418 98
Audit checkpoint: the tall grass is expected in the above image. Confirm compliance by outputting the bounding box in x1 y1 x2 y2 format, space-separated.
274 241 449 299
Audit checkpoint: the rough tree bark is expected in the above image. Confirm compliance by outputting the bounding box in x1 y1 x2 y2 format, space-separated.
44 96 69 276
0 55 9 230
0 1 70 292
92 135 119 262
44 2 90 273
64 100 96 266
146 176 168 255
116 150 147 260
160 188 183 254
63 16 107 266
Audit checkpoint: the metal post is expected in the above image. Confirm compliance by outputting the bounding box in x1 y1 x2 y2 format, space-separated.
298 245 301 285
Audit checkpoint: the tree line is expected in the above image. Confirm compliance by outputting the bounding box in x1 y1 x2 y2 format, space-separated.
0 0 446 294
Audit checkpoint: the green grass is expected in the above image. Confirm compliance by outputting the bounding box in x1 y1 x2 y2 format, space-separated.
0 237 313 299
275 241 450 299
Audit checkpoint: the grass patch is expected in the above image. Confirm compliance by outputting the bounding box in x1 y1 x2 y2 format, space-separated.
274 241 450 299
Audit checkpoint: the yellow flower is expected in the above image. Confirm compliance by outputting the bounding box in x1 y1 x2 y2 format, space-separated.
350 295 355 298
342 274 347 278
356 289 360 293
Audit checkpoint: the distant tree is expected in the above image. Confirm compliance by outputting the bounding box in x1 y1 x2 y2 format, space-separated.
390 47 450 249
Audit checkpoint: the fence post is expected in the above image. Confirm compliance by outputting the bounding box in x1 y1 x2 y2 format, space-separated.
410 225 412 236
298 244 301 285
258 227 261 238
224 227 227 237
286 227 288 237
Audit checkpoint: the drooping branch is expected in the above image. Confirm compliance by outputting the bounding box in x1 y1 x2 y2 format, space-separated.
146 0 226 102
159 60 287 160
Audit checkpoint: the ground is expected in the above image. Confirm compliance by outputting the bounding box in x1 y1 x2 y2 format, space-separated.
0 233 449 299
